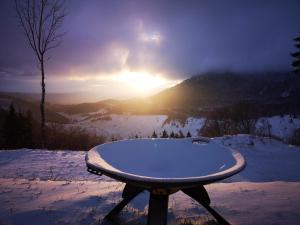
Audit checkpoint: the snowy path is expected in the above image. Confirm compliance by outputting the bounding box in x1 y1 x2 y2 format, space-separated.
0 135 300 225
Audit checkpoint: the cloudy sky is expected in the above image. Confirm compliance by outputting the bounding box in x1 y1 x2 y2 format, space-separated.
0 0 300 100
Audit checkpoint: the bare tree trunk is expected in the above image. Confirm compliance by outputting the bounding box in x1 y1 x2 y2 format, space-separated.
40 59 46 146
15 0 66 149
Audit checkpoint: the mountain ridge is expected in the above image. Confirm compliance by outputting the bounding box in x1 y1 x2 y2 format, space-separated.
1 71 299 118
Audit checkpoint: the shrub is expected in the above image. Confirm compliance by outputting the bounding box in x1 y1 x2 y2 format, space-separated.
201 102 257 137
289 128 300 145
0 105 34 149
45 123 105 150
0 105 106 150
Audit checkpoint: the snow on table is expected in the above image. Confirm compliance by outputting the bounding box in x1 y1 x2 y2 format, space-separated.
91 138 239 178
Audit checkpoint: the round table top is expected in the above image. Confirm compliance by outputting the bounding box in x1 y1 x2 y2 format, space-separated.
86 138 246 188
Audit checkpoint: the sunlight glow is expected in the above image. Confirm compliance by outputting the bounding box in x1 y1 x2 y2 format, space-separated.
113 70 174 95
62 69 181 98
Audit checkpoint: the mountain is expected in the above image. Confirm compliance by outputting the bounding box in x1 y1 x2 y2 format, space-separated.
148 71 300 114
1 71 300 119
0 93 68 123
51 99 121 115
45 71 300 117
0 92 95 104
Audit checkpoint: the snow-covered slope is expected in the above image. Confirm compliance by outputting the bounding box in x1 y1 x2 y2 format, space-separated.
256 115 300 141
63 114 205 139
62 112 300 142
0 135 299 225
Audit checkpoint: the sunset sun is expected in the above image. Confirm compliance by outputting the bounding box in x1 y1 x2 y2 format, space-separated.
113 70 178 95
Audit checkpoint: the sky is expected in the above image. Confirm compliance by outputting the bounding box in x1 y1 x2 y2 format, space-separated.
0 0 300 101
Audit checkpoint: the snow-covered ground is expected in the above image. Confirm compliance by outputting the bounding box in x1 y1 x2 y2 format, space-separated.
0 135 300 225
62 113 300 142
63 114 205 139
256 115 300 142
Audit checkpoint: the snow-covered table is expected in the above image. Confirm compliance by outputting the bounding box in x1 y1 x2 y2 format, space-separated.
86 138 246 225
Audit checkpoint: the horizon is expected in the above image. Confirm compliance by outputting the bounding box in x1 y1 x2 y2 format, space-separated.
0 69 297 104
1 0 300 100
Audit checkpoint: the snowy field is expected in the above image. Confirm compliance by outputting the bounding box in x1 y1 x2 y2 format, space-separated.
62 113 206 139
62 113 300 141
0 135 300 225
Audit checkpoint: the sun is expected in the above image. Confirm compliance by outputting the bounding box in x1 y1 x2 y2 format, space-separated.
113 70 173 95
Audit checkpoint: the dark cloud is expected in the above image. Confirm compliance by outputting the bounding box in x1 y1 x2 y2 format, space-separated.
1 0 300 92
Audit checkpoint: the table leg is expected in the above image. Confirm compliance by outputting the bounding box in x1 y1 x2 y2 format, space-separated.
105 184 144 219
182 186 231 225
147 193 169 225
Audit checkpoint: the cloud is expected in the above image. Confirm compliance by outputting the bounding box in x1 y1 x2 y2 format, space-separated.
1 0 300 95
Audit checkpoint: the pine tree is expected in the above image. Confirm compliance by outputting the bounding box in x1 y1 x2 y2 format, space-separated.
25 110 34 146
179 130 184 138
170 131 175 138
291 32 300 76
2 104 18 148
186 131 192 137
161 130 169 138
2 105 34 149
151 131 158 138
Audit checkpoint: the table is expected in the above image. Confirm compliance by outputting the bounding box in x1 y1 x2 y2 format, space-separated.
86 138 246 225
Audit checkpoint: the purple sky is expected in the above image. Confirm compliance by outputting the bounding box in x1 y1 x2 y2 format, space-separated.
0 0 300 99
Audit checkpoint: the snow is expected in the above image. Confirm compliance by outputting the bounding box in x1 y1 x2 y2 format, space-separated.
1 135 300 224
63 114 205 139
256 115 300 141
62 112 300 142
0 149 108 182
218 135 300 182
92 139 239 178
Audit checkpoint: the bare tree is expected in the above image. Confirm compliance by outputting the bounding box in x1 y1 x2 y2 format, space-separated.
15 0 66 145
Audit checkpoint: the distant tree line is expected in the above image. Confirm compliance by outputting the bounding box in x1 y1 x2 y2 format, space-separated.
1 105 34 149
291 30 300 108
291 31 300 77
151 130 192 138
200 102 300 145
200 102 258 137
0 104 105 150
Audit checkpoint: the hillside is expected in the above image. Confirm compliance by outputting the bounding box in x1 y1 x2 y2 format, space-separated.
0 92 94 104
50 71 300 117
149 71 300 113
0 93 68 123
51 99 121 115
1 72 299 118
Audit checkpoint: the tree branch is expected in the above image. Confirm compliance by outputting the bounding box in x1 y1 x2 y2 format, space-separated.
15 0 66 59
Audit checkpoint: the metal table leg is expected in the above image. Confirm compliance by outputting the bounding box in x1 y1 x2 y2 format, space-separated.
105 184 144 219
105 184 230 225
147 193 169 225
182 186 231 225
